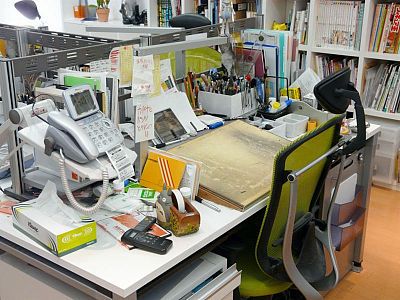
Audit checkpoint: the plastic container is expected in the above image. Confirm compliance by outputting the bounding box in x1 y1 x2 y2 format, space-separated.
276 113 309 138
376 126 400 157
260 120 286 138
373 153 397 185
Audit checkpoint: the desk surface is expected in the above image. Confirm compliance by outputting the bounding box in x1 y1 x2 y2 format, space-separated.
0 124 381 298
0 196 266 298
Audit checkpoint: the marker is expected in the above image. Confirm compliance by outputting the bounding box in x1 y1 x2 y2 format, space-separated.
208 121 224 129
195 196 221 213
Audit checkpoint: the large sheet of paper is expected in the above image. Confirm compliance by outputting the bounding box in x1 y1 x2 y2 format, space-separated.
169 121 289 210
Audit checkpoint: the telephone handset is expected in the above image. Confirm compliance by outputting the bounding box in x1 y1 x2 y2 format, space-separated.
45 111 99 163
44 85 124 164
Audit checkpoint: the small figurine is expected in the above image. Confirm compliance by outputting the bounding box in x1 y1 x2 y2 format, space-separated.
120 0 147 25
219 0 236 77
155 184 173 229
220 0 235 36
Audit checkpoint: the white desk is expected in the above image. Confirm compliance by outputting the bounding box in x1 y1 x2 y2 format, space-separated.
0 195 266 299
0 124 381 299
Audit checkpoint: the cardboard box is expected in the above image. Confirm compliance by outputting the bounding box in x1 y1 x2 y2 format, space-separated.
12 201 96 257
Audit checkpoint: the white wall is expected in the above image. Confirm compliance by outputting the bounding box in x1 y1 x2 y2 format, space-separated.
0 0 63 31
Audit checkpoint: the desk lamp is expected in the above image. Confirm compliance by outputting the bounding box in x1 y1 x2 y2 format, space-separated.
314 67 366 155
14 0 41 21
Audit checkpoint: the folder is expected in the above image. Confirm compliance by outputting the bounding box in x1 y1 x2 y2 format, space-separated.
140 151 187 192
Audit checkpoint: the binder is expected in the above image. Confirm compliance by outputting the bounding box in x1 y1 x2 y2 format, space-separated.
140 151 187 192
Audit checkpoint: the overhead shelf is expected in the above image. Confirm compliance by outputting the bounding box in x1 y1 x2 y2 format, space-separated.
310 47 360 57
364 52 400 62
349 106 400 121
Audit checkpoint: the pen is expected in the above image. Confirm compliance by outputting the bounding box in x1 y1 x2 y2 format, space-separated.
195 196 221 213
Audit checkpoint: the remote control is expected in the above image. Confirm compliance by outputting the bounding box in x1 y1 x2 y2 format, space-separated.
121 230 173 255
134 216 156 232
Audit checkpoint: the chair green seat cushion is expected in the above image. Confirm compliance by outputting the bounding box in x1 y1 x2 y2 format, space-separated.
237 246 292 297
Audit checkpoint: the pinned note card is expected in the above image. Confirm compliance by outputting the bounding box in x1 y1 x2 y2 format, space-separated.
109 47 120 76
132 54 156 97
119 45 134 88
135 103 155 143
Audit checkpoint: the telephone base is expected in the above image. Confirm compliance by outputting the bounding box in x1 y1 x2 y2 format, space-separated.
24 170 92 194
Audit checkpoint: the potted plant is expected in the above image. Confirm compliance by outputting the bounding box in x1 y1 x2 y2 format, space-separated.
87 4 98 19
96 0 110 22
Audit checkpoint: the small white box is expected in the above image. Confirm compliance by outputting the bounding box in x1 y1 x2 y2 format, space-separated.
12 200 97 257
259 120 286 138
277 113 309 138
198 89 258 118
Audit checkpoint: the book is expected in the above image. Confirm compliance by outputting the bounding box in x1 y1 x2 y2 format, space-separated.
379 3 395 53
371 64 389 109
370 4 383 51
355 2 364 50
315 0 363 50
140 150 187 192
169 121 289 211
384 65 399 112
375 4 388 52
385 4 400 54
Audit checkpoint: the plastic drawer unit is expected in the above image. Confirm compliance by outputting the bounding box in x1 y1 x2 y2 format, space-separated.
373 153 397 186
139 252 241 300
0 253 93 300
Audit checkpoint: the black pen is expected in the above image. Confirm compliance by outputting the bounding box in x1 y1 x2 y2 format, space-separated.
195 196 221 213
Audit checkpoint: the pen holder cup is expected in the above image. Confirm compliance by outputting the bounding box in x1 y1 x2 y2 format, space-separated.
170 199 200 237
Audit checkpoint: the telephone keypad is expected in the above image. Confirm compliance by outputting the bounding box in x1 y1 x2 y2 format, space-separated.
77 112 124 154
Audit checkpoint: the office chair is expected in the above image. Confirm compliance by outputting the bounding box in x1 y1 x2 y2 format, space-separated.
163 13 220 74
170 13 211 29
229 67 367 299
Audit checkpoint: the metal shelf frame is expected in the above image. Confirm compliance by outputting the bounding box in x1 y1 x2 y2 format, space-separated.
0 16 261 198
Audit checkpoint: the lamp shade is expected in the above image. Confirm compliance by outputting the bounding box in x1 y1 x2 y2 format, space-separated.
14 0 41 20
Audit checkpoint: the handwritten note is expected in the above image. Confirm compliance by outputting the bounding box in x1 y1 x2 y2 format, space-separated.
89 59 111 73
135 103 155 143
131 55 155 97
109 47 120 75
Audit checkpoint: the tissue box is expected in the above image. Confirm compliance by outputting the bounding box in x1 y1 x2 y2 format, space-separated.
12 200 96 257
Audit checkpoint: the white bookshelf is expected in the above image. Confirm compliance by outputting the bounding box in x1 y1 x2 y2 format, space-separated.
263 0 400 190
263 0 400 121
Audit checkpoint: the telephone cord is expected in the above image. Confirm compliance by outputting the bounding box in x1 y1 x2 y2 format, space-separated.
59 149 109 215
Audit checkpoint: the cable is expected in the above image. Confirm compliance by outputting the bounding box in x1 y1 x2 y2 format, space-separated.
59 149 109 215
326 154 346 220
